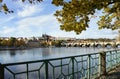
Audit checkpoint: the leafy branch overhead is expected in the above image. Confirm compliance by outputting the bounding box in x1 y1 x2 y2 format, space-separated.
0 0 120 34
52 0 120 34
0 0 42 14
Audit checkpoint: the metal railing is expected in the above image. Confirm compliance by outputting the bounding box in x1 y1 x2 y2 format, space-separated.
0 49 120 79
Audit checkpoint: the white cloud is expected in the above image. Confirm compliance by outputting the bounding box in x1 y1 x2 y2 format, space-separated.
0 13 116 38
17 4 43 17
0 26 15 34
8 13 59 37
17 13 58 27
0 11 59 37
0 16 15 25
0 2 117 39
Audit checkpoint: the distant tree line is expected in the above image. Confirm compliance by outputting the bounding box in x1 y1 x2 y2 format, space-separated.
0 37 66 47
82 38 115 42
0 37 115 48
0 37 26 47
40 40 66 47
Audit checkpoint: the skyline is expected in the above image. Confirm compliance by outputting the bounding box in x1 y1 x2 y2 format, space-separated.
0 0 119 39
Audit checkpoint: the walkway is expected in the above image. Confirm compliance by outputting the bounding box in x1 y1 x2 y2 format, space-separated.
105 66 120 79
107 72 120 79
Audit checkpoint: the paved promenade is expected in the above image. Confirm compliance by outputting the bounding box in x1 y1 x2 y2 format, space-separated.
106 66 120 79
107 72 120 79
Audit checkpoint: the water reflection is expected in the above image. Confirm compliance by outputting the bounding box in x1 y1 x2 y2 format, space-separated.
9 50 16 57
0 47 116 64
42 48 52 58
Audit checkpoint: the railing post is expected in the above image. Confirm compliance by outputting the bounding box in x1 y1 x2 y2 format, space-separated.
0 63 4 79
88 55 91 79
71 57 74 79
99 52 106 77
45 61 49 79
26 63 29 79
115 50 118 67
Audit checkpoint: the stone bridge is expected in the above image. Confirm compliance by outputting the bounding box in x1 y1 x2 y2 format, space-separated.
61 41 120 48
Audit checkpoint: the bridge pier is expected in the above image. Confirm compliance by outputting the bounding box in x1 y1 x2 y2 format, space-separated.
63 41 120 48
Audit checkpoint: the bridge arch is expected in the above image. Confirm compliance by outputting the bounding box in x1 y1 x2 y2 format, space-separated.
116 44 120 48
95 44 102 48
80 44 84 47
85 44 90 47
68 44 72 47
74 44 78 47
104 43 112 48
90 43 96 47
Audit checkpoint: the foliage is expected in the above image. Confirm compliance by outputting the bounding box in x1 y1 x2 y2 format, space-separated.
84 38 114 42
52 40 63 47
52 0 120 34
1 39 8 46
0 0 42 14
0 0 120 34
40 40 64 47
0 37 26 47
0 38 2 45
8 37 16 46
40 41 49 47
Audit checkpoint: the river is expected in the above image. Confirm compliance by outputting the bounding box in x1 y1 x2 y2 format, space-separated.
0 47 115 64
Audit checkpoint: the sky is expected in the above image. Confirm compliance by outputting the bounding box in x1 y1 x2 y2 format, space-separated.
0 0 119 39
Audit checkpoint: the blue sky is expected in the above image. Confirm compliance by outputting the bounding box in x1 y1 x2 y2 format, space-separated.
0 0 118 39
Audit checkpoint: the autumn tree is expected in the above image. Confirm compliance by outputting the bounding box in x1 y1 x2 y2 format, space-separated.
0 0 120 34
18 38 26 46
0 39 2 46
51 40 62 47
7 37 17 46
1 39 8 46
52 0 120 34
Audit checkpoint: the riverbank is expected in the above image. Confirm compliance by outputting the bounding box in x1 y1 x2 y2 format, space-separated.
0 46 40 50
0 45 118 51
0 46 56 50
0 46 26 50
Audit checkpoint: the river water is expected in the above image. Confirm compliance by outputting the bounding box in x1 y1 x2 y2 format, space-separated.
0 47 115 64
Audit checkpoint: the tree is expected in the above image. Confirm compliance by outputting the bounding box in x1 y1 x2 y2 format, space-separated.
8 37 17 46
0 39 2 46
0 0 42 14
52 0 120 34
1 39 7 46
0 0 120 34
54 40 65 47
